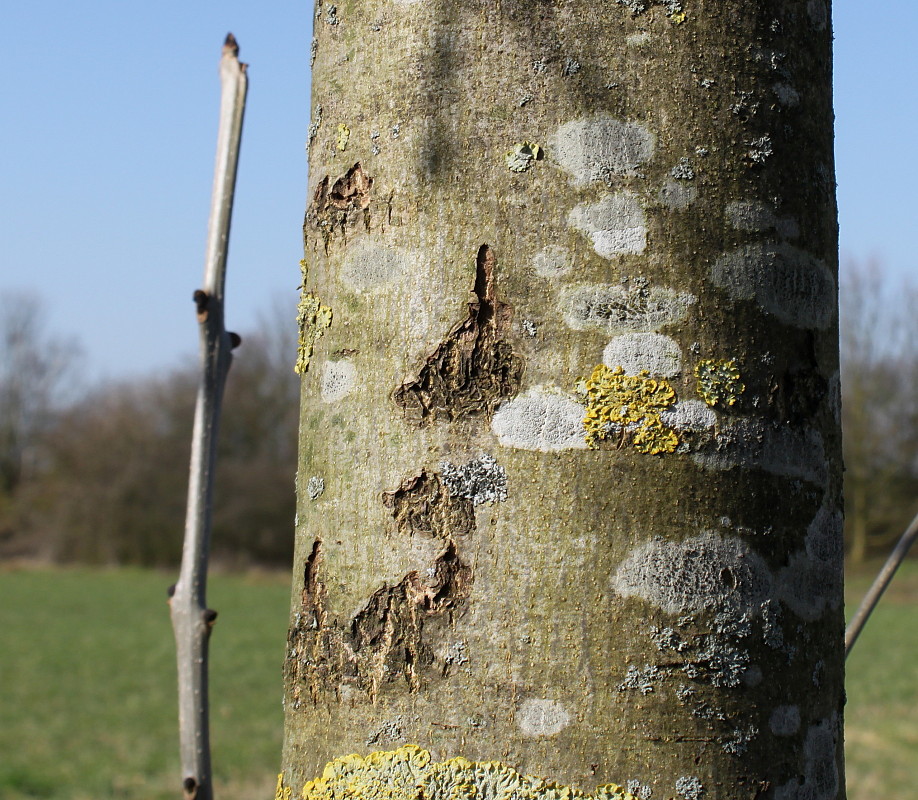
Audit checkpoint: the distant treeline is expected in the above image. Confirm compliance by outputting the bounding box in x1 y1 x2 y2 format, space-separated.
1 296 298 568
2 260 918 568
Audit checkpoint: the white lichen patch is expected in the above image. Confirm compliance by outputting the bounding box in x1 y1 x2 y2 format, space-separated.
675 776 703 800
725 201 799 239
626 781 653 800
320 359 357 402
659 400 716 432
626 32 650 47
710 243 835 329
772 83 800 107
603 333 682 377
561 282 696 334
341 238 411 291
568 193 647 257
551 115 654 185
612 532 773 617
491 387 588 452
440 454 507 505
658 179 697 209
775 719 839 800
769 705 801 737
517 698 571 737
691 419 828 486
306 476 325 501
532 245 573 279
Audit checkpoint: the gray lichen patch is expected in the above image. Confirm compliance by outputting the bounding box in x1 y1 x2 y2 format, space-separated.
603 333 682 377
440 453 508 506
626 781 652 800
532 245 573 279
393 245 524 425
659 400 716 432
491 387 588 452
561 281 696 334
320 359 357 402
805 505 844 566
612 532 773 617
769 705 801 737
341 238 411 291
777 549 842 621
658 179 697 209
568 192 647 257
550 115 654 185
725 201 799 239
710 243 835 329
775 719 839 800
517 698 572 738
690 419 828 487
772 83 801 107
306 476 325 501
675 776 703 800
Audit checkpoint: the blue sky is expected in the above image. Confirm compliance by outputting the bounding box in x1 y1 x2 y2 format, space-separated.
1 1 915 382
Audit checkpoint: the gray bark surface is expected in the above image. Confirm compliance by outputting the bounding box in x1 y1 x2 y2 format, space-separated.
282 2 843 799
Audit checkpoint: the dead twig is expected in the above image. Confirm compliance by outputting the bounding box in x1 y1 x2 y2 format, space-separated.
169 33 247 800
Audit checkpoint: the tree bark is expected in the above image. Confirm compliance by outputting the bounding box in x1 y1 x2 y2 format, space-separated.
282 2 843 800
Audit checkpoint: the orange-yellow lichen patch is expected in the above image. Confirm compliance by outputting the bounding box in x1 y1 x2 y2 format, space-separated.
296 745 638 800
577 364 678 453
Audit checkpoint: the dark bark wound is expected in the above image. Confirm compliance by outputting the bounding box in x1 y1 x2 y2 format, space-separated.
394 245 523 425
306 163 373 235
287 471 475 705
382 470 474 540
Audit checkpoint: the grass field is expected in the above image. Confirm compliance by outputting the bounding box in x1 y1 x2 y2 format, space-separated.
0 567 291 800
1 563 916 799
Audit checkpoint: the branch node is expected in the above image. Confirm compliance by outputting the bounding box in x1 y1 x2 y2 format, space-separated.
193 290 210 321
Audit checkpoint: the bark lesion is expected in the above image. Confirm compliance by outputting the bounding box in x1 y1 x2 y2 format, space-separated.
305 162 374 238
394 245 524 424
286 470 475 706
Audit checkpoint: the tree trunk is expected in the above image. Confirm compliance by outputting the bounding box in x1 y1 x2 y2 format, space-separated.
281 2 844 800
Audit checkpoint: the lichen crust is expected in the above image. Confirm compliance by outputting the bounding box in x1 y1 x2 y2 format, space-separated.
296 291 333 375
693 359 744 408
287 745 639 800
576 364 678 453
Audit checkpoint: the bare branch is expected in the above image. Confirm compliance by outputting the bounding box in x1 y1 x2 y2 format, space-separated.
169 33 247 800
845 510 918 658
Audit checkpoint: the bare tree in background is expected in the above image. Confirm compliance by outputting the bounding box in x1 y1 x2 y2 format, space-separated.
840 259 918 562
0 292 74 496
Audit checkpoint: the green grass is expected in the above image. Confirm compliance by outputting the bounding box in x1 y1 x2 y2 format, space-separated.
845 559 918 800
1 563 916 799
0 567 291 800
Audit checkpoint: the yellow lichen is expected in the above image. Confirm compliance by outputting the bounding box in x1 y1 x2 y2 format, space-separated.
694 358 744 408
669 10 686 24
506 141 544 172
277 773 293 800
576 364 678 454
336 123 351 151
295 259 332 375
299 746 638 800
